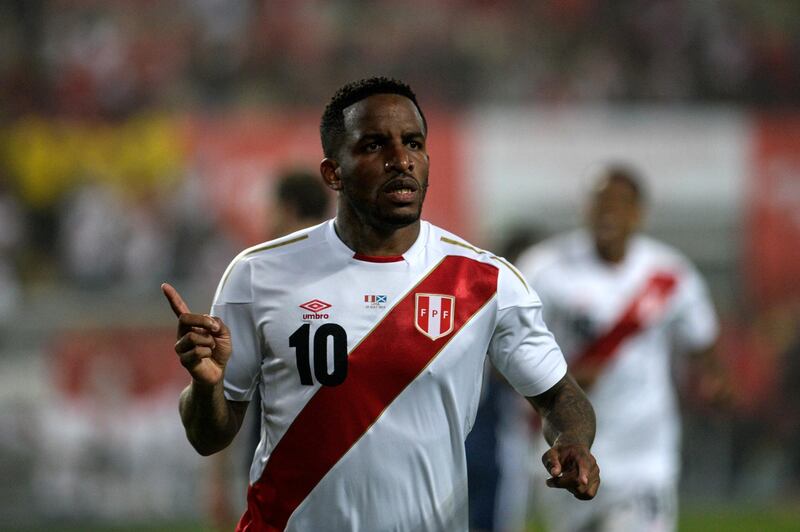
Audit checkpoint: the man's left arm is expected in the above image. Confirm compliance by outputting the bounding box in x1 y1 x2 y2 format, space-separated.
673 263 727 408
488 261 600 499
527 372 600 500
685 340 731 410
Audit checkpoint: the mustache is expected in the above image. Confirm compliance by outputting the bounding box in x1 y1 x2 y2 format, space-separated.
381 174 428 192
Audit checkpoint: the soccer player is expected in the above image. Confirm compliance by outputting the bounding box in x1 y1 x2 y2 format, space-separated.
163 77 599 531
517 165 720 532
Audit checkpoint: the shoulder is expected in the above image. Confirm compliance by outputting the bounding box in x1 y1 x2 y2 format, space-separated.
214 222 329 302
427 223 534 304
238 222 329 265
429 224 489 260
633 234 696 273
631 234 710 298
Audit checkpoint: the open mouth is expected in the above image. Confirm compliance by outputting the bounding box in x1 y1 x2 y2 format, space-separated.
382 177 419 203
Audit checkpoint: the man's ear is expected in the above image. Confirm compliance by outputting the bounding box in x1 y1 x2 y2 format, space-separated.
320 158 343 191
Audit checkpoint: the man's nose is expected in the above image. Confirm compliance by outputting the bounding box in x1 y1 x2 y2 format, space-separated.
384 144 414 173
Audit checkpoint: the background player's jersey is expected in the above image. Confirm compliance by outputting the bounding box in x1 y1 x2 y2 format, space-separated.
517 230 718 488
212 220 567 532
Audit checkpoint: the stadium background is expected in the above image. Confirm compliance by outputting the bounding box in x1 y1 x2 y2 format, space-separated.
1 1 799 530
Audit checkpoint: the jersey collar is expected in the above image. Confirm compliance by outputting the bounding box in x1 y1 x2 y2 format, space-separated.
324 219 428 266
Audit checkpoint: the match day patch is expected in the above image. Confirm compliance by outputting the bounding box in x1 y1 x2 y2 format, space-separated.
364 294 388 309
415 293 455 340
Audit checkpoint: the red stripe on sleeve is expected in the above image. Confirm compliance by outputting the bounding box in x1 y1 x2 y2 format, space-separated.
237 256 498 531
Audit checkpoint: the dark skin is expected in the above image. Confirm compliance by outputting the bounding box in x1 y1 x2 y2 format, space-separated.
162 282 247 456
164 92 599 500
528 374 600 499
320 93 429 256
586 175 642 265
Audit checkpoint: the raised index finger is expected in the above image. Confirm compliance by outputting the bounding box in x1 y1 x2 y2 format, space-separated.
161 282 191 317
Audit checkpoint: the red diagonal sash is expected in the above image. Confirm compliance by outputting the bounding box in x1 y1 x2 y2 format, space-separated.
572 272 677 372
237 256 498 532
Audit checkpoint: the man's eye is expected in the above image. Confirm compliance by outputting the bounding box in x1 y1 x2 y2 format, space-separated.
408 141 421 149
365 142 381 152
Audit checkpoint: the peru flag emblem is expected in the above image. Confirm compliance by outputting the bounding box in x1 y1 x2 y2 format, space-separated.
415 293 455 340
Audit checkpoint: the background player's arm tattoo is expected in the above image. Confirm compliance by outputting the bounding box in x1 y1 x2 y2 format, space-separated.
527 373 596 448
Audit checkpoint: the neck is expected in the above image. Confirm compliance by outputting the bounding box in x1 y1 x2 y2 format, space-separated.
595 240 627 264
334 211 421 256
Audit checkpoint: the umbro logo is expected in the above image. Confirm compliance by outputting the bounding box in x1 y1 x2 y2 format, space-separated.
300 299 331 319
300 299 331 312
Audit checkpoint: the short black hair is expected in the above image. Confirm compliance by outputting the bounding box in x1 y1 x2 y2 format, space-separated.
597 164 646 204
320 77 427 158
276 170 330 219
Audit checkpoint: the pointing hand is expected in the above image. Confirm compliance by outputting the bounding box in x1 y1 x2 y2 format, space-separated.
162 283 232 387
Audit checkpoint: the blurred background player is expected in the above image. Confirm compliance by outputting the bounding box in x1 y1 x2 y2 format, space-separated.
209 169 331 530
516 165 722 532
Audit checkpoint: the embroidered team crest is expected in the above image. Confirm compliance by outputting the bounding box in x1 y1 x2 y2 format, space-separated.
415 293 455 340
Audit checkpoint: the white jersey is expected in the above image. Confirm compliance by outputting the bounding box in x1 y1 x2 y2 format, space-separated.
213 220 567 532
517 230 718 489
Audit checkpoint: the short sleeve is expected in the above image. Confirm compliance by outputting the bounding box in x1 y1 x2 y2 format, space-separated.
489 302 568 397
671 265 719 352
211 257 262 402
493 255 539 310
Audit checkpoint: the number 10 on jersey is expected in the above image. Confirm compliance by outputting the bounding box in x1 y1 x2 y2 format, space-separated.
289 323 348 386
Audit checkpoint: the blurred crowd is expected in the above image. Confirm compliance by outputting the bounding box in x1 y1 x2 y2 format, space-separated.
0 165 241 292
3 0 800 122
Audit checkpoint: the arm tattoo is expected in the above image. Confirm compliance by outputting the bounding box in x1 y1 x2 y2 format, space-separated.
528 373 596 448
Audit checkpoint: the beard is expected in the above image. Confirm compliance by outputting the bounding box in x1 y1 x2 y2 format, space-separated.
343 181 428 231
